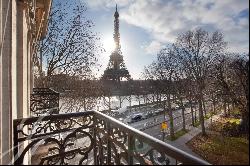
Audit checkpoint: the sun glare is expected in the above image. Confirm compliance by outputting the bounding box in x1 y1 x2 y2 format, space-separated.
103 36 116 53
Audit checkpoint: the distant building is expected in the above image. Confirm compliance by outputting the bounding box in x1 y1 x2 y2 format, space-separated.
0 0 52 164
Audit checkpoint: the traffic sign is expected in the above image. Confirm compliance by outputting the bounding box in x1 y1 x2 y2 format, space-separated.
161 122 168 129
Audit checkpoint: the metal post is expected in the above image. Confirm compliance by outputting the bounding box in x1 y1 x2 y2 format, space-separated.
107 122 111 165
138 95 141 109
93 116 97 165
194 108 197 123
13 121 19 165
128 134 134 165
108 96 111 111
129 95 132 112
162 131 165 141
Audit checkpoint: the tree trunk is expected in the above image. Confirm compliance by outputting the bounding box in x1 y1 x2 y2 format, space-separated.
190 100 194 126
202 99 206 116
223 101 227 116
129 95 132 112
241 94 249 134
194 107 197 123
158 94 162 108
108 96 111 111
198 98 206 136
44 76 50 88
241 110 249 135
119 95 122 108
180 98 186 130
181 106 186 130
138 95 141 108
173 95 176 103
227 103 230 116
212 99 216 114
232 102 235 111
167 94 175 140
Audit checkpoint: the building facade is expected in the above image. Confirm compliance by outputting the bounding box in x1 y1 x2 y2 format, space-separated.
0 0 52 164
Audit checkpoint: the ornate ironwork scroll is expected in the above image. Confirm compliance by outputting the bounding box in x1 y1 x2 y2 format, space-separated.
13 112 94 165
13 111 210 165
95 113 171 165
30 88 60 116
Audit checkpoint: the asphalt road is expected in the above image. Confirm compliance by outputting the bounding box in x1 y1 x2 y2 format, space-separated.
123 106 203 164
124 105 204 140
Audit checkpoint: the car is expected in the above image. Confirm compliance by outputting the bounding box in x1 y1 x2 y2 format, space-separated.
131 114 143 122
155 108 163 114
154 110 160 114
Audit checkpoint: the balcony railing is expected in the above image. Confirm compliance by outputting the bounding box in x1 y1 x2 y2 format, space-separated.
30 88 59 116
13 111 210 165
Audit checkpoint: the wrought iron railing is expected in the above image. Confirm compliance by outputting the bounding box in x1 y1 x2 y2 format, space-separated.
13 111 210 165
30 88 60 116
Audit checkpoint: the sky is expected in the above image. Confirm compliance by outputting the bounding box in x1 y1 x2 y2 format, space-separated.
79 0 249 79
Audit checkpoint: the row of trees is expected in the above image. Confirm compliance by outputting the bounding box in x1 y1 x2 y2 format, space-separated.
143 28 249 138
33 0 248 138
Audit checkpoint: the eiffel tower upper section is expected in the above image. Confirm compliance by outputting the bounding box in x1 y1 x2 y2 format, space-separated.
102 5 131 82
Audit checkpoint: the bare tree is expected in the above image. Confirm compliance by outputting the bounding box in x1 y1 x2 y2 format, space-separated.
173 28 227 135
185 79 197 126
214 53 249 133
172 73 188 131
35 0 103 87
162 47 190 131
33 0 105 114
231 54 249 133
143 46 177 140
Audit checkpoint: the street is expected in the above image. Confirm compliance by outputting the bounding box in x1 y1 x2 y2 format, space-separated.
128 108 196 139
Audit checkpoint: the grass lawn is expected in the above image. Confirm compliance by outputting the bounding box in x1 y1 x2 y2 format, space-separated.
208 117 241 133
187 117 249 165
166 129 189 141
193 121 200 127
204 112 215 120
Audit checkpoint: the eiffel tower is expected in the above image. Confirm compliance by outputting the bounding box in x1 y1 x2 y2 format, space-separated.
102 5 131 83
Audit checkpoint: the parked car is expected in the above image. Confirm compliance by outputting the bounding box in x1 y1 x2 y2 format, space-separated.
131 114 143 123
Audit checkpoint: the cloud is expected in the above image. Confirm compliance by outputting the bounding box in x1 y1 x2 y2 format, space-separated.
144 41 164 55
119 0 249 53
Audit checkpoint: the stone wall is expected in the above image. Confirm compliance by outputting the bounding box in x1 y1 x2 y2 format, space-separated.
0 0 52 164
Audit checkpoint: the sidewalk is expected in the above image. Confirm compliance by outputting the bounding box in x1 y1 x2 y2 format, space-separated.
164 114 222 159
